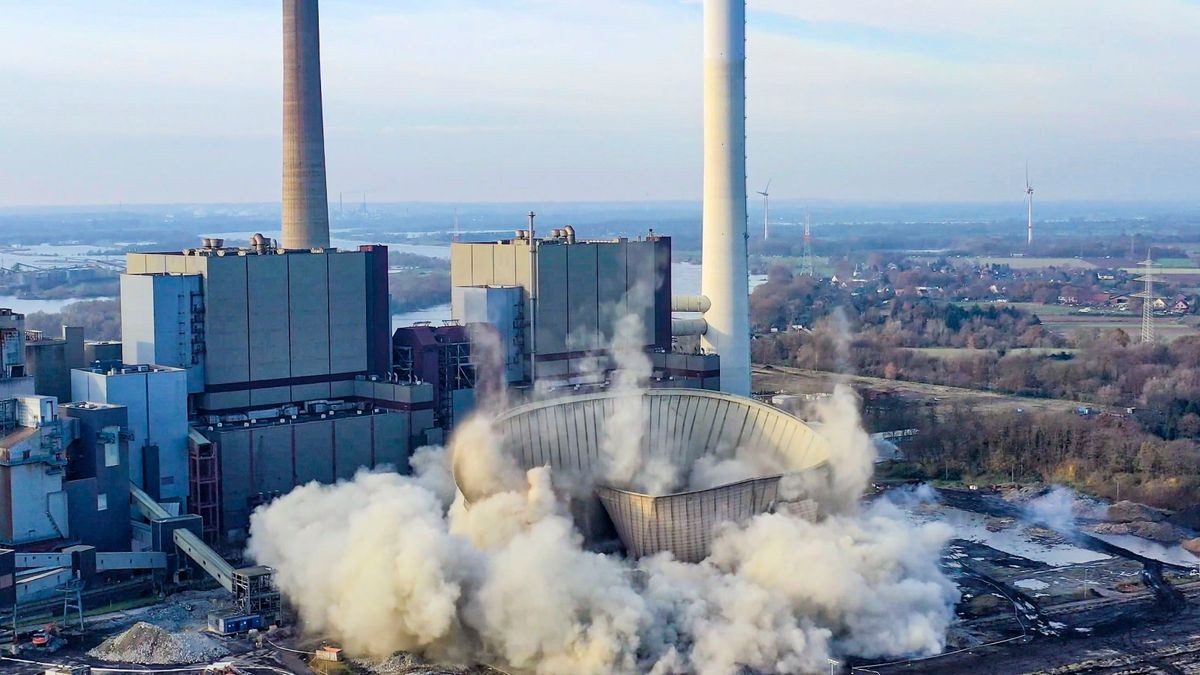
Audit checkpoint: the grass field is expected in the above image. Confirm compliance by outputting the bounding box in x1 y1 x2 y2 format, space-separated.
1120 266 1200 275
905 347 1079 360
955 301 1096 317
970 256 1097 269
1155 258 1198 268
1039 316 1197 342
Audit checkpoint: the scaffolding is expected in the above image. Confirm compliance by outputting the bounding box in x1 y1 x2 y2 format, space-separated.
436 334 474 428
188 430 220 543
232 566 280 624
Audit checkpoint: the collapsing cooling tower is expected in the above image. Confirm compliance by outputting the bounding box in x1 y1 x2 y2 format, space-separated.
454 389 831 563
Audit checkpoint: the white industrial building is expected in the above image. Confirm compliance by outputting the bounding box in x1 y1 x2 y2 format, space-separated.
72 364 189 507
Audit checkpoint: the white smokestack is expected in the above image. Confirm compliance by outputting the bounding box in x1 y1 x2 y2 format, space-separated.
282 0 331 250
700 0 751 396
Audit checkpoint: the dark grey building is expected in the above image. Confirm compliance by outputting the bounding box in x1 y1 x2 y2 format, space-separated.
25 326 85 403
61 402 132 552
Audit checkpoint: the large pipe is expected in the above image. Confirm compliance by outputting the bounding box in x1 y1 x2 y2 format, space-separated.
699 0 750 395
282 0 331 250
671 317 708 337
672 295 712 313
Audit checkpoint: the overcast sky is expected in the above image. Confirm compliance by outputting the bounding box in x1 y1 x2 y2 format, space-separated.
1 0 1197 207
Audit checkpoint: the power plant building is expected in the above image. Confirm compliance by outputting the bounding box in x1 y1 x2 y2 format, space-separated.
443 232 719 392
0 309 35 400
95 0 440 543
72 364 189 507
25 326 85 403
59 402 134 552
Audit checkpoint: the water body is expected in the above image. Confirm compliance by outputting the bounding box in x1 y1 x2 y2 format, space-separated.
0 296 113 315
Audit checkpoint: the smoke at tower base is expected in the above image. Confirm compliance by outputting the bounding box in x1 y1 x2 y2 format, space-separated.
246 316 958 674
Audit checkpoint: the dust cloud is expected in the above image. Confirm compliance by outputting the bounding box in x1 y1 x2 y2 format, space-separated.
247 298 958 674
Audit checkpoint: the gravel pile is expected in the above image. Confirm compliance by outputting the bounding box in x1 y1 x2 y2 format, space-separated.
137 589 234 632
1093 520 1181 542
88 621 229 665
1105 500 1168 524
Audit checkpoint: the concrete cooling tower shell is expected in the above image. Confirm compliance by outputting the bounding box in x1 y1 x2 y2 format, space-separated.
456 388 830 561
596 476 781 563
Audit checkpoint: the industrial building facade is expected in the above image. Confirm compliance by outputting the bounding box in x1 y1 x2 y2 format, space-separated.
446 233 719 390
116 241 435 540
450 234 672 380
124 243 390 412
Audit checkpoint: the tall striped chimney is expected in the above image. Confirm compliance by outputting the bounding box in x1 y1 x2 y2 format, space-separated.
700 0 751 395
282 0 331 250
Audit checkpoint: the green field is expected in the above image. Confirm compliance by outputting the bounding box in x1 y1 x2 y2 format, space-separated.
1155 258 1198 268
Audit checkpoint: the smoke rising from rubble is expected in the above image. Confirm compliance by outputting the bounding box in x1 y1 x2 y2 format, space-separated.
247 300 958 674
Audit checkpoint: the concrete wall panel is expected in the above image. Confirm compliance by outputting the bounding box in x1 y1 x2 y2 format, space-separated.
215 430 251 536
371 412 409 470
535 244 568 356
566 245 600 351
287 254 331 378
204 257 250 385
595 242 628 342
247 255 292 381
250 426 294 494
334 415 372 480
293 421 333 485
328 252 368 373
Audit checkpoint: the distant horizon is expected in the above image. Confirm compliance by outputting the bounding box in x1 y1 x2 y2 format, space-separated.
3 197 1200 212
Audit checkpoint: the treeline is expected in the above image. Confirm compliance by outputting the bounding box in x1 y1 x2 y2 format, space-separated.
755 317 1200 441
25 299 122 341
389 272 449 313
1 277 119 300
905 406 1200 510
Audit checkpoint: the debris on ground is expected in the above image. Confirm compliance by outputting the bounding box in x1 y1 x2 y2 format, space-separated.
1104 500 1168 524
1092 520 1181 542
985 516 1015 532
88 621 229 664
354 652 502 675
1180 537 1200 557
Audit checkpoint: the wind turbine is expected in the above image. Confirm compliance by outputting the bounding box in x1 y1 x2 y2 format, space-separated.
1025 164 1034 246
757 179 772 241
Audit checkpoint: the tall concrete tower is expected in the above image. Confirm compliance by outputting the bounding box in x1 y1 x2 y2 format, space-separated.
700 0 751 396
282 0 331 250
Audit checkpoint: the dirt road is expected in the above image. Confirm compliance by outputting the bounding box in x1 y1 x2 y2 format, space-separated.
752 364 1118 416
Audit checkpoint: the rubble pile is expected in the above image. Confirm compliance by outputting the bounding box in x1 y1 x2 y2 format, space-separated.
1105 500 1168 524
1093 520 1181 542
88 621 229 665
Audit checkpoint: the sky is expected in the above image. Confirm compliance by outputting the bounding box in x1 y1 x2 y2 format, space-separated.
1 0 1198 207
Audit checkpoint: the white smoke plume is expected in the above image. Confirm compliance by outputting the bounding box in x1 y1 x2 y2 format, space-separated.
247 299 958 674
1022 485 1103 533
